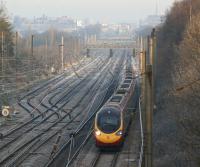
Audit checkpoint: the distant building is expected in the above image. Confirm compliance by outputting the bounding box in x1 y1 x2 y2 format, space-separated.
139 14 164 28
11 14 137 40
100 23 135 39
12 15 84 34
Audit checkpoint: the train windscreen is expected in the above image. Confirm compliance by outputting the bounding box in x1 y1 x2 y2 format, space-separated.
97 107 121 133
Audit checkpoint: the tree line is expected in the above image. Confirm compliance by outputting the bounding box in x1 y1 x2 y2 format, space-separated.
155 0 200 166
0 8 94 90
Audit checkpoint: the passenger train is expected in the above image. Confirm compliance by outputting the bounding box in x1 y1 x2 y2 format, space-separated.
94 59 136 148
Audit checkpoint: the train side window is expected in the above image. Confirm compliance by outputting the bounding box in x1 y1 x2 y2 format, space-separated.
116 89 126 94
110 95 123 102
125 77 132 80
120 84 130 89
124 80 131 84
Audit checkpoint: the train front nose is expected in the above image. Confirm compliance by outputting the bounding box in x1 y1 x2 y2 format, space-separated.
94 129 123 146
94 106 123 146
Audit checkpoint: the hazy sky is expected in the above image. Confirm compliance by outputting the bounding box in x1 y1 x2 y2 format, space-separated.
5 0 175 22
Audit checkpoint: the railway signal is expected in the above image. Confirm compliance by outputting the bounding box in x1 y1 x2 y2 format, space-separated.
86 48 90 57
110 48 113 57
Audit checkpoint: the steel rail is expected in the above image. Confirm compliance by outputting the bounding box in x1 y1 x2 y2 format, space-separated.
138 97 144 167
0 56 115 166
45 56 125 167
3 57 108 138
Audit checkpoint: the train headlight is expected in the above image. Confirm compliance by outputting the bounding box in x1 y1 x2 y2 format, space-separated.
116 130 123 136
95 130 101 136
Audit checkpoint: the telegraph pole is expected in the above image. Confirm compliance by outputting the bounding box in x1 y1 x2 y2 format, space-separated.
1 31 4 77
31 35 34 59
147 36 150 64
149 36 153 65
140 37 143 72
141 50 147 153
15 32 18 89
145 64 153 167
45 38 48 70
15 32 18 58
144 28 156 167
30 34 34 80
61 36 64 72
151 29 156 110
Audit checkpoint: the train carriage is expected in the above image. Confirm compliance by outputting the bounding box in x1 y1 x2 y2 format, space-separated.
94 65 135 148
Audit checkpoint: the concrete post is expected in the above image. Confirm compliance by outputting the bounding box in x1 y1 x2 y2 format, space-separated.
61 36 64 72
145 65 153 167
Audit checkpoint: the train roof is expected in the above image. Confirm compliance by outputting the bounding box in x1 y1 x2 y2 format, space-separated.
109 95 123 103
97 105 121 115
116 88 127 94
123 79 132 83
120 83 131 89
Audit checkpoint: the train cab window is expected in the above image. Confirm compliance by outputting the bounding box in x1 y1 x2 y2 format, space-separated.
120 84 130 89
97 108 121 133
110 95 122 102
124 79 131 84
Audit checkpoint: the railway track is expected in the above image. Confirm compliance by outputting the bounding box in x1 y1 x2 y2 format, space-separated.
18 57 101 116
0 54 123 167
66 51 140 167
91 152 119 167
45 53 126 167
18 56 95 101
23 57 123 167
3 57 106 139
